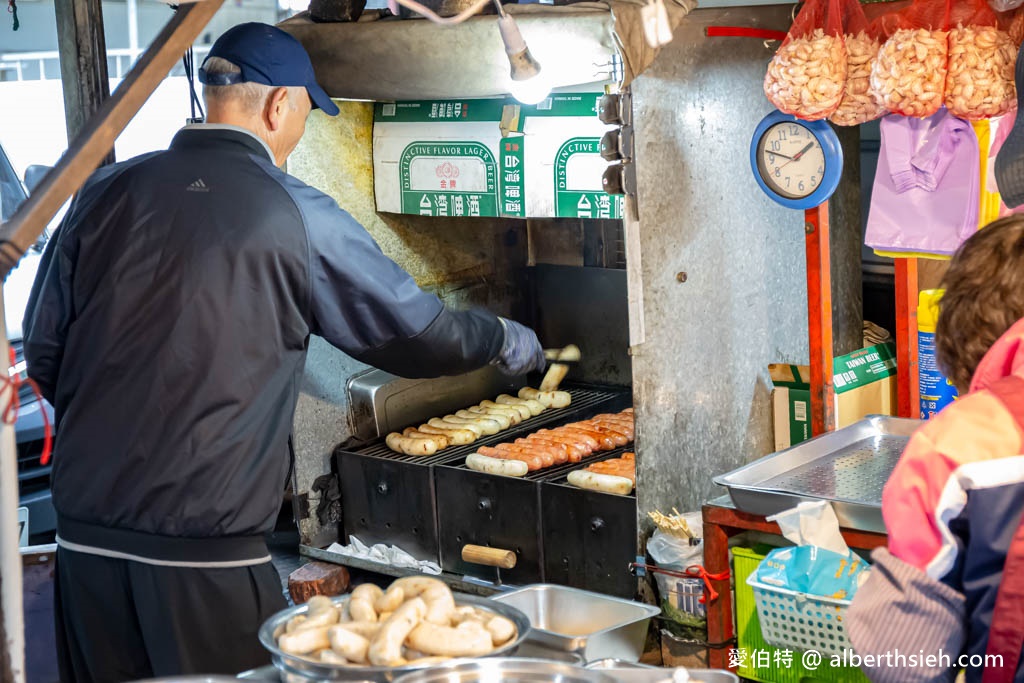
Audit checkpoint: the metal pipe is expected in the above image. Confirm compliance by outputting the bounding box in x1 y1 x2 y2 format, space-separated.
0 292 24 683
128 0 140 56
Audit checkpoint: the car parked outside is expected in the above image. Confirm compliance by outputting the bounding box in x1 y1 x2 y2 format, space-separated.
1 141 56 543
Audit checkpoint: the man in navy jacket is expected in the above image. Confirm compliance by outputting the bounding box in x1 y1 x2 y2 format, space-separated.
23 22 545 681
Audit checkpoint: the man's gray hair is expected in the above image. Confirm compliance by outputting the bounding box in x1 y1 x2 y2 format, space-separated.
202 56 275 111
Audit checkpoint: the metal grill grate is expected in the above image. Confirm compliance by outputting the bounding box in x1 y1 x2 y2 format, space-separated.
341 386 630 466
757 435 907 505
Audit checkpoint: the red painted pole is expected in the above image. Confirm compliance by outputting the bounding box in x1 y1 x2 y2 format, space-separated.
805 203 835 435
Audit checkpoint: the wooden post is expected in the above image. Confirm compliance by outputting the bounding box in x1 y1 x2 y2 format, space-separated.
0 569 10 683
702 507 734 671
0 0 226 278
55 0 115 166
805 203 835 436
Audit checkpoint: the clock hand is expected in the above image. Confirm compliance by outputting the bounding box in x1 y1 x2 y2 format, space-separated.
766 150 795 160
791 142 814 161
778 142 815 171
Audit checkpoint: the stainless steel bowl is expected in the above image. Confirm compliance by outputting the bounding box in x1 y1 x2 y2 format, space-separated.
258 593 531 682
391 658 619 683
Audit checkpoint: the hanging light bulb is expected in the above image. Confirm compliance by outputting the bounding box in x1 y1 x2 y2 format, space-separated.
497 13 551 105
509 72 552 105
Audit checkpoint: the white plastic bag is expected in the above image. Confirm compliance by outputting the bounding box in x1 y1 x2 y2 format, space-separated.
647 512 705 624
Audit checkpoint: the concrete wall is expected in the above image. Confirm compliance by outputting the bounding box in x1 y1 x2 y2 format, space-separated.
630 6 811 525
287 102 525 546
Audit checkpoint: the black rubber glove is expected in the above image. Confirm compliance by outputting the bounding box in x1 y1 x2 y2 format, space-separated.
493 317 546 376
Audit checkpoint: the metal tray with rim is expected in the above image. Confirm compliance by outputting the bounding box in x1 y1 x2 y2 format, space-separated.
258 593 530 682
488 585 660 663
712 416 922 534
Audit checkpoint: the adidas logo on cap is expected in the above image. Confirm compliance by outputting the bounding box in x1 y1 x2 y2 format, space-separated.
186 178 209 192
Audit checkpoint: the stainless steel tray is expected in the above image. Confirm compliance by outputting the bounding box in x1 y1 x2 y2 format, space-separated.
713 416 922 533
489 585 660 663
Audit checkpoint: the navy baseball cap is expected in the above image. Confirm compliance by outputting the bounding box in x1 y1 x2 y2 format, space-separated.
199 22 340 116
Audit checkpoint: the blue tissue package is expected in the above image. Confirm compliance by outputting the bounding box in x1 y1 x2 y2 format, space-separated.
754 546 870 600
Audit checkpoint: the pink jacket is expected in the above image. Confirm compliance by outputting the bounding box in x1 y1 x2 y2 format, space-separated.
848 318 1024 683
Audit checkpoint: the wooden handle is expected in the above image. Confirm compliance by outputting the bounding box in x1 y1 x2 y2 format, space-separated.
462 544 516 569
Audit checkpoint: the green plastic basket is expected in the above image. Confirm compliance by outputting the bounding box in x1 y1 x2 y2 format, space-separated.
733 546 869 683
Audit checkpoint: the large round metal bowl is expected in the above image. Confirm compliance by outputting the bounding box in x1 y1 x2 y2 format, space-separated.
258 592 531 682
391 658 619 683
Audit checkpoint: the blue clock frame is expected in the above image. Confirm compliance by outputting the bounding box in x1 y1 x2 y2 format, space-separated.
749 110 843 210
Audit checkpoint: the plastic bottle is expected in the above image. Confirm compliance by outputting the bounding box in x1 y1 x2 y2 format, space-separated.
918 289 959 419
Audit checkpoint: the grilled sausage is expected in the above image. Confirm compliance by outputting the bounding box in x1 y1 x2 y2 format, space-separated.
457 409 510 430
495 442 555 467
415 423 477 446
477 446 542 471
386 432 444 456
495 394 546 416
567 470 634 495
481 399 531 420
466 453 529 477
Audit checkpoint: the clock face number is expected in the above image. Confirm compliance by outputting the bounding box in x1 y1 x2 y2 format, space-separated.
757 122 826 199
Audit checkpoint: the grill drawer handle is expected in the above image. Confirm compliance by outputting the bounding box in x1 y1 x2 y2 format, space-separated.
462 544 517 569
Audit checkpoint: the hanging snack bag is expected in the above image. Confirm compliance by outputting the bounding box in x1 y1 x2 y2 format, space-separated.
831 2 886 126
944 0 1017 120
1000 5 1024 46
870 0 951 118
764 0 848 121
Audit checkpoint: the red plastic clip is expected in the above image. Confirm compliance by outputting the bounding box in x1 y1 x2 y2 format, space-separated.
684 565 731 603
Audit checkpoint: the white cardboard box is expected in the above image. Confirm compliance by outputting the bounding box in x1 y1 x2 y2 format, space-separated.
372 94 623 219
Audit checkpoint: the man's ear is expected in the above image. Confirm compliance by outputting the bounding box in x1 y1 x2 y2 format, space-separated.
265 87 291 131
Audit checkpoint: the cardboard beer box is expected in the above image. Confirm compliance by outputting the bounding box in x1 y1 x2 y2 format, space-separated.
769 342 898 450
832 342 897 429
769 364 811 451
372 94 623 219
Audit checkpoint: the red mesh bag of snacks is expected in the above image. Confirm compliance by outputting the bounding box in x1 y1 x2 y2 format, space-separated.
944 0 1016 119
831 3 887 126
764 0 848 120
870 0 952 117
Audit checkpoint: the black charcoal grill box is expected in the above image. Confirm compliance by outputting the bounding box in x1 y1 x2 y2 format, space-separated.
540 458 638 598
434 387 631 584
334 384 627 565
